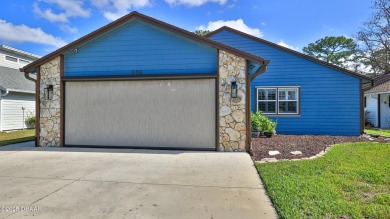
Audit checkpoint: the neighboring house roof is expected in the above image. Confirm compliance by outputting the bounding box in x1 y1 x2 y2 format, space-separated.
21 12 269 73
365 81 390 93
0 66 35 93
364 73 390 93
0 45 41 60
206 26 372 81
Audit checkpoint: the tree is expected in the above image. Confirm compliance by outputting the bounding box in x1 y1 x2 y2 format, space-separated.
356 0 390 75
302 36 358 68
194 30 211 36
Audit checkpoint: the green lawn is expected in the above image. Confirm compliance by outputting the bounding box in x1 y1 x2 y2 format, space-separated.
365 128 390 137
256 143 390 219
0 129 35 146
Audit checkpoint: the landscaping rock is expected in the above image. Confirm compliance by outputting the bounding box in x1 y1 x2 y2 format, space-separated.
268 151 280 156
251 134 390 161
260 158 278 163
290 151 302 155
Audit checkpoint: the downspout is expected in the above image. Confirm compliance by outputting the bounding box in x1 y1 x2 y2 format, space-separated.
246 60 270 153
20 67 38 146
0 89 2 132
0 87 9 132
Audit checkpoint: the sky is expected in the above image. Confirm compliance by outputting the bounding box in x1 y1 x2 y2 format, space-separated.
0 0 374 57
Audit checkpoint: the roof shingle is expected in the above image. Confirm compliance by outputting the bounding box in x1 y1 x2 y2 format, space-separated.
0 66 35 93
364 74 390 93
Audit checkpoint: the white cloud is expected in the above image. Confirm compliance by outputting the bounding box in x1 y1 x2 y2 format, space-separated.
165 0 227 7
59 24 78 33
33 0 90 33
33 3 68 23
277 40 298 51
197 19 263 38
0 19 66 48
91 0 151 21
103 11 128 21
343 54 374 74
90 0 110 8
33 0 91 23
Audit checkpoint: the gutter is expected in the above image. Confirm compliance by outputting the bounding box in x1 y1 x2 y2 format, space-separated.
249 60 270 81
6 89 35 94
0 87 35 96
20 68 36 83
0 86 9 97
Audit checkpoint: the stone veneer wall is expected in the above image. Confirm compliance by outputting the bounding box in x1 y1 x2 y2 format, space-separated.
218 50 247 151
39 57 61 146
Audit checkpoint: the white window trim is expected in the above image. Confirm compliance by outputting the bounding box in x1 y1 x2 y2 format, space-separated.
256 87 277 114
256 86 300 115
4 55 18 63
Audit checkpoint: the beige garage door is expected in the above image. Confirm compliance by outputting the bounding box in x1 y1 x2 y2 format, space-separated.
65 79 216 149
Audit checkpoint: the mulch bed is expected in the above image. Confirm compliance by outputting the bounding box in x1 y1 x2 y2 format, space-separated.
251 134 390 161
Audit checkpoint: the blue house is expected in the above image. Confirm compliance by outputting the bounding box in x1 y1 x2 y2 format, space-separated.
22 12 370 152
208 26 371 136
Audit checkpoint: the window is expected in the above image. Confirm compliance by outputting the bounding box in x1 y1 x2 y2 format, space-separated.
5 55 17 62
257 88 277 114
19 59 30 65
257 87 299 115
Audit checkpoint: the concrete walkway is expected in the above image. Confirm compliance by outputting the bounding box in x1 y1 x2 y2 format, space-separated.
0 142 277 219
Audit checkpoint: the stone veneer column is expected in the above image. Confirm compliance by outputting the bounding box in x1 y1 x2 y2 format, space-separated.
218 50 247 151
39 57 61 146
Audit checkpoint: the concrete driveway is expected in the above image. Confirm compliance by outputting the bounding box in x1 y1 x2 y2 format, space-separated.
0 142 276 219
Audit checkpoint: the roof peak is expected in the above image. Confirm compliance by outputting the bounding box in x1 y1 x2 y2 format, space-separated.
21 11 268 73
206 26 371 81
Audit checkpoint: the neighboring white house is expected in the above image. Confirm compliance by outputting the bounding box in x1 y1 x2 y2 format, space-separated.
0 45 40 131
364 74 390 129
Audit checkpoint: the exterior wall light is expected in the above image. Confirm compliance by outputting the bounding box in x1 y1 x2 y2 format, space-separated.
44 85 53 100
231 81 238 98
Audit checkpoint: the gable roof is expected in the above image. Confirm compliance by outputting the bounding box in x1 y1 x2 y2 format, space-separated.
0 66 35 93
364 73 390 93
206 26 371 81
21 12 268 73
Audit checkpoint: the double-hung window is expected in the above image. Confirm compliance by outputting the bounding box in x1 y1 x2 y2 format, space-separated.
257 87 299 115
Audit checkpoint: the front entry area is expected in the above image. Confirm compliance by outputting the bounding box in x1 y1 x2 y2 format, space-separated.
64 78 216 149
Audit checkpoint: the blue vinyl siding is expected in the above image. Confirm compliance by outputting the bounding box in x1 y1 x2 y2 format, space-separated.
211 30 361 136
64 20 217 76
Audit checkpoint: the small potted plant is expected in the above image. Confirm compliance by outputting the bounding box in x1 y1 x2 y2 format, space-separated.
251 111 262 138
263 118 277 138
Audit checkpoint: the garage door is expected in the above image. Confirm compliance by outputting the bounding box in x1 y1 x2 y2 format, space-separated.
65 79 216 149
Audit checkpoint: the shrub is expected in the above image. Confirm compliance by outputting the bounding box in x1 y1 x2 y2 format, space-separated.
251 111 277 133
251 111 263 131
25 113 36 128
262 117 277 133
364 111 373 127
